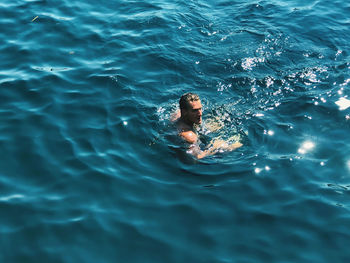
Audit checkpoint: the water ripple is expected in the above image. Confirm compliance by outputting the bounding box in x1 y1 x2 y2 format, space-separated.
0 0 350 262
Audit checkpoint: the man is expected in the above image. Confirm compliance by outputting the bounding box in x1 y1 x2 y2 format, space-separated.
173 92 242 159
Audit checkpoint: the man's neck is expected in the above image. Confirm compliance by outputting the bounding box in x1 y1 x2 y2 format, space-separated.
179 116 195 130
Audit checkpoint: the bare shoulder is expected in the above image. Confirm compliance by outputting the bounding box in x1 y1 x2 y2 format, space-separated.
170 110 181 122
179 130 198 144
176 116 198 144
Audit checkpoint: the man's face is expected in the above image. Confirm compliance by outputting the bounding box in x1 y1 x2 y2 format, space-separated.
184 100 202 125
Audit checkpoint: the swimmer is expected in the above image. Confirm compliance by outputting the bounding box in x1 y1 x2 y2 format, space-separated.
172 92 242 159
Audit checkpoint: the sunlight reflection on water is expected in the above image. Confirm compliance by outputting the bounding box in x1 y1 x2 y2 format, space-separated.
298 141 315 154
335 97 350 111
347 160 350 172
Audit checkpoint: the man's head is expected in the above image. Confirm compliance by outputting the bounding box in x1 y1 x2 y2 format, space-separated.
179 92 202 125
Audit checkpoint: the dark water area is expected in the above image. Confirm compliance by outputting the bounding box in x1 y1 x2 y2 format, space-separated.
1 0 350 262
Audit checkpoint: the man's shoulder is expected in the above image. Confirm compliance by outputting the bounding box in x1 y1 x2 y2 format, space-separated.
170 110 181 122
179 130 197 144
175 118 198 144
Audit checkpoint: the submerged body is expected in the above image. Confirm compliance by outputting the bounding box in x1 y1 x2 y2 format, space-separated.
173 93 242 159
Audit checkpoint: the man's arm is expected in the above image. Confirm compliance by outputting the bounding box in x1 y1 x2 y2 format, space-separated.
180 130 216 159
180 131 242 159
196 139 242 159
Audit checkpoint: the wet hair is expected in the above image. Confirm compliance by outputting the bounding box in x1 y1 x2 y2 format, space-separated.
179 92 200 110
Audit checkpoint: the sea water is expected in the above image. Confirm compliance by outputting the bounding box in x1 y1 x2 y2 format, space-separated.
0 0 350 262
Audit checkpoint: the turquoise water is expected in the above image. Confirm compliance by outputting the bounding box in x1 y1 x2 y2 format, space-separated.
1 0 350 262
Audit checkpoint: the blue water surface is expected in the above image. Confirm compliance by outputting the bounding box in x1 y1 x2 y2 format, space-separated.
1 0 350 262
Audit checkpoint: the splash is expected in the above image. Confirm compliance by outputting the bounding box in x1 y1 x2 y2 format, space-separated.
241 33 286 71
